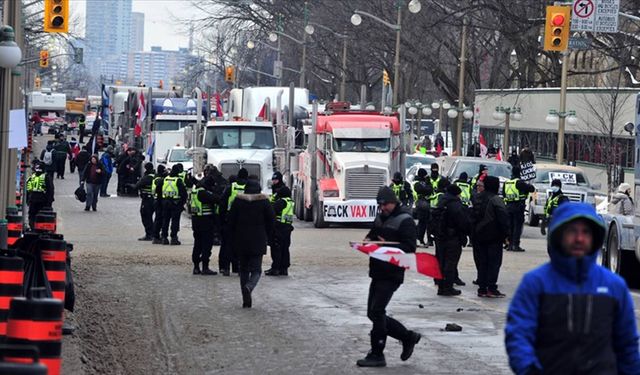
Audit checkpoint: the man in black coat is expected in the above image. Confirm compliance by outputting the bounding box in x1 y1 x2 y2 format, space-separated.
117 148 142 196
132 162 156 241
227 180 275 308
160 164 187 245
437 184 471 296
219 169 249 275
266 186 294 276
53 134 71 179
152 165 168 244
190 168 222 275
472 176 510 298
357 186 421 368
413 168 433 247
503 166 536 252
389 172 414 207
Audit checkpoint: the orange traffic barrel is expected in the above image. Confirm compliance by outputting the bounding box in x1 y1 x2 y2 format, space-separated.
39 239 66 302
7 214 23 248
0 345 48 375
5 297 63 375
0 255 24 340
33 209 56 234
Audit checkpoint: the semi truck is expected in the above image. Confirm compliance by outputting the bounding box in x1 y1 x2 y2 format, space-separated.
28 89 66 133
227 86 309 121
601 93 640 285
292 102 404 228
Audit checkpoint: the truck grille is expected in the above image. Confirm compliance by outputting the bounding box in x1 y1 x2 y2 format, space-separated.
220 163 261 181
345 168 387 199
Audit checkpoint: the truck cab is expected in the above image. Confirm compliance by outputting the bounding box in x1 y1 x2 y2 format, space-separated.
294 103 402 227
203 121 276 193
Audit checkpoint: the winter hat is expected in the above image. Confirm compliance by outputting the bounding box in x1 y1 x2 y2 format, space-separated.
437 178 450 191
430 163 439 171
392 172 403 183
618 183 631 194
459 172 469 181
551 179 562 188
417 168 427 178
272 171 283 181
376 186 399 204
156 164 166 176
484 176 500 194
144 162 154 172
446 184 462 196
244 180 261 194
478 164 488 174
512 165 521 178
237 168 249 180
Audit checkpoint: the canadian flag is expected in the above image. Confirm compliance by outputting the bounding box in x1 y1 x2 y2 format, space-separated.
496 147 504 161
257 103 267 120
352 243 442 279
479 134 488 158
214 93 224 118
135 91 146 137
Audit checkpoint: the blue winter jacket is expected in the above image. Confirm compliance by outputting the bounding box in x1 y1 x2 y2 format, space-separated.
505 202 640 375
100 153 113 175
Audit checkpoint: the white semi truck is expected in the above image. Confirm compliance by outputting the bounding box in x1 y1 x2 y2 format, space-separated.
28 89 66 133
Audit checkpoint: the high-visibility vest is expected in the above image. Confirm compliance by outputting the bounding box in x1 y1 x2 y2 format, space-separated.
276 197 295 224
455 181 471 206
413 180 428 200
544 194 563 218
190 187 213 216
391 182 404 199
151 176 163 199
162 176 180 200
140 174 154 195
430 192 443 208
430 176 441 191
178 171 187 184
504 178 527 202
228 182 246 208
27 174 46 193
78 119 85 127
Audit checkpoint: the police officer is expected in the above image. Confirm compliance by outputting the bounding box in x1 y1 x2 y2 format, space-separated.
176 163 187 186
219 168 249 275
161 164 187 245
454 172 472 206
357 186 421 368
428 178 449 250
190 168 220 275
26 161 54 229
540 179 569 235
428 163 442 192
78 114 86 144
389 172 414 207
413 168 433 247
266 186 294 276
270 171 285 203
133 162 155 241
152 165 167 244
503 166 535 252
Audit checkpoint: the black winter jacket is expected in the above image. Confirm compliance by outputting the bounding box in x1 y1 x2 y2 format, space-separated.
439 193 471 243
228 193 275 257
365 205 417 283
472 191 510 245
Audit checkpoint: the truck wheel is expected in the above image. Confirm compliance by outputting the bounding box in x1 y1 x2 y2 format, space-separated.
606 224 621 274
294 186 304 220
527 201 539 227
303 190 313 222
313 195 328 228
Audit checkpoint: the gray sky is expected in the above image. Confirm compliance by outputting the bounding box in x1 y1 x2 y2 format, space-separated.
72 0 202 51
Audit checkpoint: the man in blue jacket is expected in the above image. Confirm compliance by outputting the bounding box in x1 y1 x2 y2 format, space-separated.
505 202 640 375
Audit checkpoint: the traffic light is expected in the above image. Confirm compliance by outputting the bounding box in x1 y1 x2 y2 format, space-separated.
382 69 390 86
44 0 69 33
544 5 571 52
39 50 49 68
35 76 41 89
225 66 235 83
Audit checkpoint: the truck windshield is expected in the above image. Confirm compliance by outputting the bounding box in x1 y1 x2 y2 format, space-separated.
169 149 191 162
535 170 590 186
333 138 390 152
155 120 193 131
204 126 275 149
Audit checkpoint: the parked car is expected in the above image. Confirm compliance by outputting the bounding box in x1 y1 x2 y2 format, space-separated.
526 163 603 226
445 157 512 181
160 146 193 172
405 153 436 176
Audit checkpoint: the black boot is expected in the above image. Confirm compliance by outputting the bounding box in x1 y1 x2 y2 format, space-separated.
170 238 181 245
437 287 462 296
242 285 252 308
201 263 217 275
265 268 280 276
162 237 170 245
356 352 386 367
400 331 421 361
193 264 201 275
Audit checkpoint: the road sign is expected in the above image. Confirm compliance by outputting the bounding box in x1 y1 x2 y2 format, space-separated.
569 36 591 49
571 0 619 33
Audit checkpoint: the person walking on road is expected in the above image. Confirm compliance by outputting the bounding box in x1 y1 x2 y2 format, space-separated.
471 176 509 298
74 146 90 185
227 180 274 308
40 141 57 180
356 186 421 368
53 134 71 179
266 186 294 276
413 168 432 247
609 182 634 216
26 161 54 229
219 169 249 275
69 138 80 173
151 165 168 244
540 179 570 235
82 154 105 212
190 167 221 275
99 146 115 197
390 172 414 208
132 162 155 241
505 202 640 375
435 184 471 296
78 114 86 144
453 172 472 206
161 164 187 245
503 166 535 252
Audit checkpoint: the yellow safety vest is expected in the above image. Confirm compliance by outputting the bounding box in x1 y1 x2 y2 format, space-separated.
190 187 213 216
455 181 471 206
141 174 154 195
162 176 180 200
27 174 46 193
178 171 187 185
228 182 246 208
430 176 441 192
544 194 563 218
276 197 295 224
430 192 443 208
504 179 527 202
151 176 163 199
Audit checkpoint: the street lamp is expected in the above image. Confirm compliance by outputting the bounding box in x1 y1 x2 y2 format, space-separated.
448 104 474 155
0 26 22 68
351 0 422 106
493 106 523 156
269 28 312 88
429 100 451 147
546 109 578 163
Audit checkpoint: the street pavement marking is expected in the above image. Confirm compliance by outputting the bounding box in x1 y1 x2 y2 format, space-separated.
413 278 508 314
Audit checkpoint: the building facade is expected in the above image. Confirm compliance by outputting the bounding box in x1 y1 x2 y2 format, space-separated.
85 0 132 75
129 12 145 52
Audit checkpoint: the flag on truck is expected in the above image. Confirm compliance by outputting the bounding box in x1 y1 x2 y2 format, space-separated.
351 242 442 279
101 84 110 131
214 93 223 118
479 134 488 158
135 91 146 137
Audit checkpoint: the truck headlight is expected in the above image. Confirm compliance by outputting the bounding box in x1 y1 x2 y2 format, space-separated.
323 190 339 198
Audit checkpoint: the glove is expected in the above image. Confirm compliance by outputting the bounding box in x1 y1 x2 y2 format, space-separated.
540 225 546 236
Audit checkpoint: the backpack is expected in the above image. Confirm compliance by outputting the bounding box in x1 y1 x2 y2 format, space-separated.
428 201 448 239
43 149 53 165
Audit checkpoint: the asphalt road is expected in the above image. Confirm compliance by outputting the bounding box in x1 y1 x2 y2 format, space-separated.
22 137 636 374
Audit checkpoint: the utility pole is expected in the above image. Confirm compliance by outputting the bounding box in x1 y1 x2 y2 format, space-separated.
454 18 468 156
392 5 402 107
340 36 347 101
557 50 569 165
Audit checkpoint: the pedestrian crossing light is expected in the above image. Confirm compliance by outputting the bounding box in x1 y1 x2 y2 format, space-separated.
39 50 49 68
225 66 235 83
44 0 69 33
544 5 571 52
383 69 390 86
